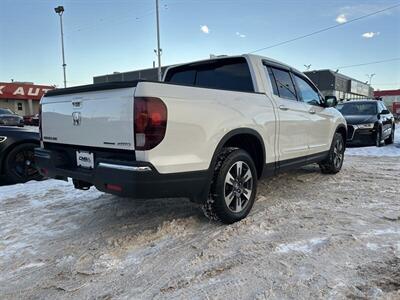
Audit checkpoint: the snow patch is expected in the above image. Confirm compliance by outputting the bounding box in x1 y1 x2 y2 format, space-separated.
276 237 328 254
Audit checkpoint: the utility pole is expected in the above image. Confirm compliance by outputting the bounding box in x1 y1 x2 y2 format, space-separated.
55 6 67 88
366 73 376 86
155 0 162 81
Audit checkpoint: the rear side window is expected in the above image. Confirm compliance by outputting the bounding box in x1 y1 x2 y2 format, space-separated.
165 58 254 93
269 67 297 100
266 67 279 96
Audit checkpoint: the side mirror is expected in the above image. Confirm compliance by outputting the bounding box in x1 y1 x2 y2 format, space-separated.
324 96 338 108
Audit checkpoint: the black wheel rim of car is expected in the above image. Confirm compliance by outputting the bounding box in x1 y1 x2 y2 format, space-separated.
224 161 253 213
333 138 344 169
9 149 39 180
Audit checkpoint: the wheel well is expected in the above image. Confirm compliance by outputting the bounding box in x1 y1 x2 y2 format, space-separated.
223 133 264 178
0 140 39 174
336 126 347 146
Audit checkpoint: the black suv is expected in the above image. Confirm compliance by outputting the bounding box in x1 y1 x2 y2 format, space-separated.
337 100 395 147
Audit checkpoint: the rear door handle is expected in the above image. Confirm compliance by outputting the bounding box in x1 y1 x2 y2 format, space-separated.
309 109 316 114
279 105 289 111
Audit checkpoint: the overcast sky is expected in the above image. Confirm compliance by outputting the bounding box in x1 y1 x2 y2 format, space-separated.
0 0 399 90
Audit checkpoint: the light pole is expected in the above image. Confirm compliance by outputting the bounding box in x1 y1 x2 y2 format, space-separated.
155 0 162 81
55 6 67 88
366 73 376 86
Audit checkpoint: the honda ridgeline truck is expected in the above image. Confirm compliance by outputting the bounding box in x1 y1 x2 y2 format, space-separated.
35 55 347 223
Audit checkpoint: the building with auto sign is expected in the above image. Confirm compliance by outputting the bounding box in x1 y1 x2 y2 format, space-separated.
0 82 54 116
374 89 400 115
304 70 373 101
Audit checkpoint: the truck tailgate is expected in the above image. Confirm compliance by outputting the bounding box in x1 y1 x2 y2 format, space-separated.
41 86 136 150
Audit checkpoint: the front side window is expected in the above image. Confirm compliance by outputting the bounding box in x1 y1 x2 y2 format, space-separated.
293 74 321 106
270 67 297 100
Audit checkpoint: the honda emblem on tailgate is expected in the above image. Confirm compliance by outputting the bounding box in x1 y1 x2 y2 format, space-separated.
72 112 81 126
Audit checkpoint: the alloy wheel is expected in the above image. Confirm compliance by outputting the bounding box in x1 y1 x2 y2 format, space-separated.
224 161 253 213
333 138 344 169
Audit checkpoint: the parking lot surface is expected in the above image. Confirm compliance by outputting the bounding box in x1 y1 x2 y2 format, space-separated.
1 153 399 299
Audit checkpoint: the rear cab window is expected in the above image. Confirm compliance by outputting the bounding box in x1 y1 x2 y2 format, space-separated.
164 57 255 93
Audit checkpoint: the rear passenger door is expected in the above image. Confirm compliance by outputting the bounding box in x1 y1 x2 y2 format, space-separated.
292 73 333 155
264 65 310 163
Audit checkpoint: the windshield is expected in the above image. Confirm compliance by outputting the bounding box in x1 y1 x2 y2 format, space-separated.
0 108 14 115
337 102 377 115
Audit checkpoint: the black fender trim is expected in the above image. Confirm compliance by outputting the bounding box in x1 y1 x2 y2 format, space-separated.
197 128 267 203
208 128 266 172
335 123 348 149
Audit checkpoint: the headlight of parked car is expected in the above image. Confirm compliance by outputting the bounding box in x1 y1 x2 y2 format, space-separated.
357 123 375 129
0 136 7 143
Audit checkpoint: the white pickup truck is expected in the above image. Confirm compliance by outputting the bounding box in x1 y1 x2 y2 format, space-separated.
35 55 346 223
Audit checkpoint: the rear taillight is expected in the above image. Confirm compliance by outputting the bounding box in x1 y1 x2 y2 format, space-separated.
38 102 43 142
134 97 167 150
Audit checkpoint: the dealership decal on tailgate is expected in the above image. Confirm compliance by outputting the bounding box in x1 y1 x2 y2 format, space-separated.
76 151 94 169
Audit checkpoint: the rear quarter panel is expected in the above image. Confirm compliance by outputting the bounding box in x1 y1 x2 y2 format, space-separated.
134 82 277 174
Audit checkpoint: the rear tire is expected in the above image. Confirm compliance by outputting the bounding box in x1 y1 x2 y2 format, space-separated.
319 133 345 174
385 126 395 145
202 148 257 224
4 143 43 184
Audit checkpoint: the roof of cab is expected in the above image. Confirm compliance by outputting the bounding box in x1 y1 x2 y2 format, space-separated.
164 54 302 75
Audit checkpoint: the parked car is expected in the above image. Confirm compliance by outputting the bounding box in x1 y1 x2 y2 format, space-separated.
0 126 42 184
336 100 395 147
23 114 39 126
35 54 347 223
0 108 24 127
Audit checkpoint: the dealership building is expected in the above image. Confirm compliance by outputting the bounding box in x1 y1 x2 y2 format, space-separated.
0 82 54 116
304 70 373 101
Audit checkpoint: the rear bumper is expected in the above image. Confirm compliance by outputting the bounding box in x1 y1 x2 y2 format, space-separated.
34 147 210 203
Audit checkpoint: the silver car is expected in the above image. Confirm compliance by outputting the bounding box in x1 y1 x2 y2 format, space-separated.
0 108 24 127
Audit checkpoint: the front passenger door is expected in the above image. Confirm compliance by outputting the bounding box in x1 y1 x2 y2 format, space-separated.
265 66 310 163
293 74 333 155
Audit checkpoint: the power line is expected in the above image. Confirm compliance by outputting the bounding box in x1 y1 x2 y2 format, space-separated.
249 3 400 54
335 58 400 69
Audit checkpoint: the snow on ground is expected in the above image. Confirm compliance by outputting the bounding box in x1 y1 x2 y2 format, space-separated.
0 156 399 299
346 124 400 157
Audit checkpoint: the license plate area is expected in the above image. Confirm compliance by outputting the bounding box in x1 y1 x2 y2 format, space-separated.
76 151 94 169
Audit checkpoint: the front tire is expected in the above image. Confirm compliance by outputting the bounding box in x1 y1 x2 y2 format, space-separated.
202 148 257 224
319 133 345 174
